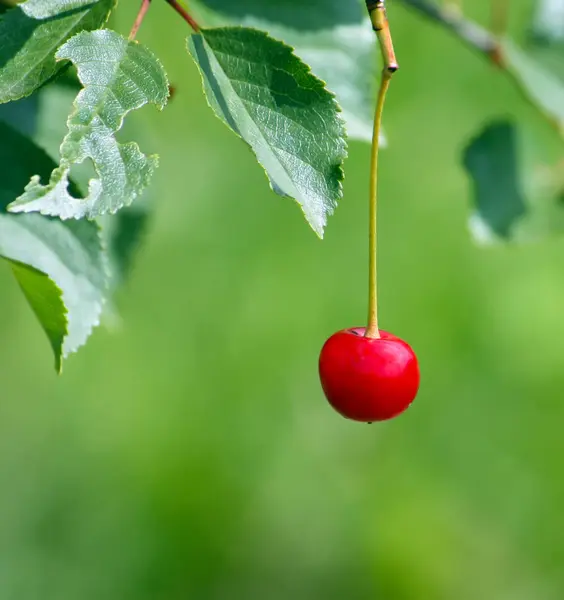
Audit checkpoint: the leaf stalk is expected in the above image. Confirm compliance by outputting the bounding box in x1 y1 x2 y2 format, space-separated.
129 0 152 40
164 0 200 32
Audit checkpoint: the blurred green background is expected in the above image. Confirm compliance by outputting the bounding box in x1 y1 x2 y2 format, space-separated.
2 0 564 598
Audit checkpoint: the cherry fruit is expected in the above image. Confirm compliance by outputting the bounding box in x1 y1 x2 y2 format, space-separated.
319 328 419 422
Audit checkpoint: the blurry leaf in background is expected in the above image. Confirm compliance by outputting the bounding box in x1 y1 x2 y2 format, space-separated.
0 0 114 103
195 0 380 143
187 27 347 237
8 29 169 220
102 201 151 292
502 38 564 131
530 0 564 44
464 119 564 242
0 121 107 370
525 0 564 83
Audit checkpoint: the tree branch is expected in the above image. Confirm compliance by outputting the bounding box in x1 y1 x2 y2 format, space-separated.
396 0 564 136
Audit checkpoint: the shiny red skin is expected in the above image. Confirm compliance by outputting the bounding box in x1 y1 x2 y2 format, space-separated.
319 327 420 422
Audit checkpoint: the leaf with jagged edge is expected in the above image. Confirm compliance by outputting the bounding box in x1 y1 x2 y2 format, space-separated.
7 259 68 373
187 26 347 237
0 0 114 104
0 121 107 371
192 0 380 143
8 29 169 220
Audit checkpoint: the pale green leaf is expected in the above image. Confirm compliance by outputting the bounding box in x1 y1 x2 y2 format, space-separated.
524 0 564 83
0 0 114 104
194 0 379 143
21 0 97 19
531 0 564 43
463 119 564 243
503 38 564 130
187 27 347 237
8 29 169 219
0 121 107 370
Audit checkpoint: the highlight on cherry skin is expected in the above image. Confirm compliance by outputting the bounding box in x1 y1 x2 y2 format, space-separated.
318 327 420 422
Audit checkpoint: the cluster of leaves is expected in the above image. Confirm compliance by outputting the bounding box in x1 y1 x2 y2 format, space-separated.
2 0 564 370
0 0 375 370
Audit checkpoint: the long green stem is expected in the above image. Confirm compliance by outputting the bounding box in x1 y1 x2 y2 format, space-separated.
365 1 398 339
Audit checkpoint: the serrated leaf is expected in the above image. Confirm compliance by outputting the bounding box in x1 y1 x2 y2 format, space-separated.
187 26 347 236
2 78 149 304
0 0 114 104
463 119 564 243
102 201 151 290
284 22 379 144
194 0 380 143
6 259 68 373
8 29 169 220
0 121 107 370
21 0 98 19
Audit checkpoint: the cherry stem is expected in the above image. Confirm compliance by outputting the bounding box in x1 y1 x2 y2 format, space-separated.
164 0 200 32
364 1 398 339
129 0 152 40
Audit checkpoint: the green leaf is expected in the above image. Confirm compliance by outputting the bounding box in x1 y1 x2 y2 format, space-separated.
20 0 98 19
522 1 564 83
530 0 564 44
463 119 564 243
102 201 151 290
0 0 114 104
198 0 363 31
6 259 68 373
0 121 107 370
8 29 169 220
194 0 379 142
187 26 347 237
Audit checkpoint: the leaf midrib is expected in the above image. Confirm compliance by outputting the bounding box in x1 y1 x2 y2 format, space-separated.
201 37 337 195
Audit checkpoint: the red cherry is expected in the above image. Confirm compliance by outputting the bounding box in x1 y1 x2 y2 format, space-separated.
318 327 420 422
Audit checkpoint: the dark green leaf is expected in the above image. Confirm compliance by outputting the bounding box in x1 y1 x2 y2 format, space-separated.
8 29 169 219
6 259 68 373
187 26 347 236
198 0 363 31
0 121 107 370
194 0 379 142
0 0 114 103
463 119 564 243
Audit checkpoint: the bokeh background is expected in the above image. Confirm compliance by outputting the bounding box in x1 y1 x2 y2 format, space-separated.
2 0 564 598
